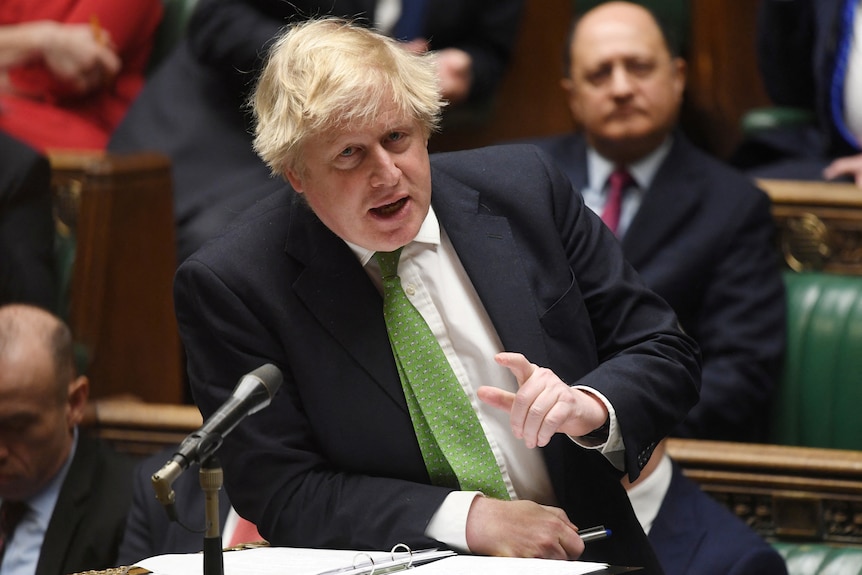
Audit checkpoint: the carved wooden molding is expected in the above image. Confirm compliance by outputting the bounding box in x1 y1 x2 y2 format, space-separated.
668 438 862 544
758 179 862 274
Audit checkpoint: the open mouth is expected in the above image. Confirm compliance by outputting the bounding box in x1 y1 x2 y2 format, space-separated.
371 197 408 217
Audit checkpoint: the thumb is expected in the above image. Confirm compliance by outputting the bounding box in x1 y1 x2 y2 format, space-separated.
495 351 536 385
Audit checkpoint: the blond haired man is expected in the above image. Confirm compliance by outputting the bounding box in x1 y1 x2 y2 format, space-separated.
175 18 701 573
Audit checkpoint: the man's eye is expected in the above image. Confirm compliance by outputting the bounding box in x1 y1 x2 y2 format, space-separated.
339 147 356 157
388 132 404 142
586 68 610 85
628 61 655 76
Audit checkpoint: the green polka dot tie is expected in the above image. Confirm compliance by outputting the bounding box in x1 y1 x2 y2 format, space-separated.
375 248 510 500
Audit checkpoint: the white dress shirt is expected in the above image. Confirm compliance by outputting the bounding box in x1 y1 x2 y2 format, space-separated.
346 207 624 550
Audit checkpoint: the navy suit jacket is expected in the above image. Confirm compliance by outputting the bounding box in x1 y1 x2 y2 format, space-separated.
530 133 786 442
650 463 788 575
117 448 232 566
174 144 701 574
35 435 133 575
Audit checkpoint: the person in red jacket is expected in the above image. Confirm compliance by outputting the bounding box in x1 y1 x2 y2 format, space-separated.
0 0 163 151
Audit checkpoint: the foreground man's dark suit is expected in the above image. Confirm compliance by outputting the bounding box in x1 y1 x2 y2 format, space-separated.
36 435 133 575
175 145 701 573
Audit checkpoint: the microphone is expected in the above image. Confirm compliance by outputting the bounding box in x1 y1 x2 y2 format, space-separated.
151 363 283 517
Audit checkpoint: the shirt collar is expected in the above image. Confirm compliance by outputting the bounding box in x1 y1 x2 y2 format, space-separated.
586 136 674 193
346 206 441 266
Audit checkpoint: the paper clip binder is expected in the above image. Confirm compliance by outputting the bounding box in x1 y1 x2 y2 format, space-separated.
316 545 455 575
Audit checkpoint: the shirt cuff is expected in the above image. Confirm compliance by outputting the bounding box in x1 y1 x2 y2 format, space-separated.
571 385 625 470
424 491 482 552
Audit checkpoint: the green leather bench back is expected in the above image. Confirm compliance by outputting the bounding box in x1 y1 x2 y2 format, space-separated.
772 271 862 449
774 542 862 575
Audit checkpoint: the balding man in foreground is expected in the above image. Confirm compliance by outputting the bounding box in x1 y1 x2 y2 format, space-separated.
0 304 133 575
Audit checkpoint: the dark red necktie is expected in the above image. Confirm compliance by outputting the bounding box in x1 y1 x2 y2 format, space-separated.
601 168 634 235
0 500 28 565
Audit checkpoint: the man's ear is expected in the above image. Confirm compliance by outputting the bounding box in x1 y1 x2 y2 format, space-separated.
285 168 304 194
560 77 582 126
672 57 687 98
66 375 89 428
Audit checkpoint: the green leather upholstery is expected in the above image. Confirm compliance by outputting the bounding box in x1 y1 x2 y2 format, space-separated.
774 542 862 575
772 271 862 449
741 107 817 136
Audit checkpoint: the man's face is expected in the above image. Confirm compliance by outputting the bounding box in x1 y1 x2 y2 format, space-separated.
0 345 73 501
286 99 432 252
563 4 685 164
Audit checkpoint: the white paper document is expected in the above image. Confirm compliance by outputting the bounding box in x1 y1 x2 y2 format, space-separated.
136 546 610 575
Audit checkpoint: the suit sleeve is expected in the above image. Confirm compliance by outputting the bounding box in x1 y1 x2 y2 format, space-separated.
757 0 817 108
0 139 56 310
186 0 289 87
174 258 453 551
472 146 702 482
428 0 525 105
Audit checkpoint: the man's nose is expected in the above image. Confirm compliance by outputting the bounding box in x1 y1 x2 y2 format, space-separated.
609 66 634 97
369 149 401 187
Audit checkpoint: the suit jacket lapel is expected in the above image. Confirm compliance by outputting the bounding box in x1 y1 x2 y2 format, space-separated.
284 165 554 407
285 197 407 411
431 168 550 366
36 437 93 575
622 135 702 268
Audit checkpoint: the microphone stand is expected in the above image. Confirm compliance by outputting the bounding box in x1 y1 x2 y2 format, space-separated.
199 456 224 575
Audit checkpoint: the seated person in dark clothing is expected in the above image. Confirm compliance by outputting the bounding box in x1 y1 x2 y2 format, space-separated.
0 132 56 311
0 303 133 575
525 1 786 443
623 439 787 575
735 0 862 188
118 446 263 566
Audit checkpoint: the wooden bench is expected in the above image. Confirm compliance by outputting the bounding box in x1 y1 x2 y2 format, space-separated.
50 151 184 403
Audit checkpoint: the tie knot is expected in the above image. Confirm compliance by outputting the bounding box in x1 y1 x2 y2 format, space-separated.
608 168 634 193
374 248 403 279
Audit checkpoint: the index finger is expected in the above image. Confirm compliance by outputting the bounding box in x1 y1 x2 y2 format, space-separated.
495 352 536 385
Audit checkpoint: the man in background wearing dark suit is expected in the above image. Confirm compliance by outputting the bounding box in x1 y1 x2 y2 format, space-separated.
529 1 786 444
0 304 133 575
175 17 701 573
526 3 787 573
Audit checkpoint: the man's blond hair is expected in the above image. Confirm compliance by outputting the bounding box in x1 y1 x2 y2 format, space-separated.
252 18 445 178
